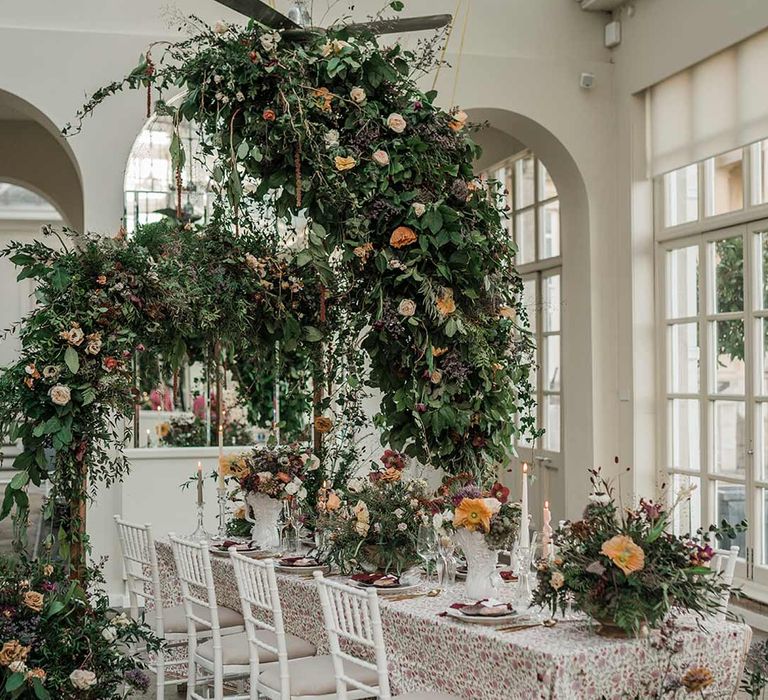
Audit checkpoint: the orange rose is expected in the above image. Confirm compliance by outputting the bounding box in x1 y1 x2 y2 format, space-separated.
262 107 276 121
23 591 43 612
325 491 341 511
276 471 291 484
390 226 417 249
436 289 456 316
453 498 493 533
313 87 334 112
379 467 402 483
601 535 645 575
314 415 333 433
334 156 357 172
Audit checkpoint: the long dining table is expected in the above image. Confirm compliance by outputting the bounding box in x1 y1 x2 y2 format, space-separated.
154 542 751 699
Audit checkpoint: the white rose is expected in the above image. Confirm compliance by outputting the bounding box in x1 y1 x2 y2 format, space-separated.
111 612 131 627
49 384 71 407
398 299 416 317
285 479 302 495
355 520 370 536
348 477 365 493
373 522 382 533
432 512 444 530
236 91 245 102
324 129 340 149
350 86 366 104
257 471 274 482
386 112 407 134
213 74 223 84
393 508 405 519
8 661 27 674
412 202 426 218
70 669 98 690
85 338 102 356
589 492 611 505
260 32 280 52
101 626 117 643
397 522 408 531
372 150 390 167
213 20 229 34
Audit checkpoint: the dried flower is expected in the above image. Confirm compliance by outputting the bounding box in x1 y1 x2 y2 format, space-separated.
313 87 334 112
436 289 456 315
390 226 417 248
334 155 357 171
22 591 43 612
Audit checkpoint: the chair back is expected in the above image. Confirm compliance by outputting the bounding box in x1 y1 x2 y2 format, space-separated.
711 545 739 620
230 552 290 696
114 516 164 634
314 571 388 700
169 534 223 641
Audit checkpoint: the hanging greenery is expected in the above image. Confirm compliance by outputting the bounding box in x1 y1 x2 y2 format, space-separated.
0 4 538 568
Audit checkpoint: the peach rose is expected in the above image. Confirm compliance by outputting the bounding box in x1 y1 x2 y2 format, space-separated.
334 156 357 172
0 641 29 666
372 149 390 167
48 384 71 407
313 87 334 112
436 290 456 316
389 226 417 249
27 668 46 682
59 323 84 346
448 110 469 132
398 299 416 317
349 86 366 104
23 591 43 612
325 491 342 511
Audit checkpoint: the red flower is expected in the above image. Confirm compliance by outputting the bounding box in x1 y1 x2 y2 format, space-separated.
490 482 509 504
263 107 276 121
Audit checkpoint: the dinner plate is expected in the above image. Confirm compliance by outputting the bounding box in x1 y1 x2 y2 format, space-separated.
349 580 421 595
275 558 330 574
445 607 528 626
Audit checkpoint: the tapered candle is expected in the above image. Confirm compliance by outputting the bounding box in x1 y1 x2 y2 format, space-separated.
542 500 552 558
519 463 529 549
217 424 225 488
145 428 151 448
197 461 204 507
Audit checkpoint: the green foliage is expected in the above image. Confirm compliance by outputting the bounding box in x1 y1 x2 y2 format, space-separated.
0 555 160 699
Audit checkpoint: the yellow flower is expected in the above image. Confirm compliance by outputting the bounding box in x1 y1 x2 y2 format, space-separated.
155 422 170 439
600 534 645 575
389 226 417 249
219 455 249 479
334 155 357 172
22 591 43 612
436 289 456 316
453 498 493 533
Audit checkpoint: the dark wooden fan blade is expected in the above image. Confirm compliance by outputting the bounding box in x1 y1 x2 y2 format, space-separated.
342 14 452 35
213 0 300 29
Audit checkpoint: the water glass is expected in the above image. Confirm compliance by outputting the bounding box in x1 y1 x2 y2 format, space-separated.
417 523 438 584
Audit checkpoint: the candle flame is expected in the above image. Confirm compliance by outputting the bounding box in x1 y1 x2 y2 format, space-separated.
522 462 528 474
197 461 202 472
544 500 549 508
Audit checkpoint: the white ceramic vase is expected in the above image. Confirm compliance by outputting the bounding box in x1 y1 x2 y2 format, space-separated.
454 528 501 600
244 492 282 550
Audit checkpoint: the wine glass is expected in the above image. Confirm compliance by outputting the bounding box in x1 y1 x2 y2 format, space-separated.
416 523 438 584
436 532 457 588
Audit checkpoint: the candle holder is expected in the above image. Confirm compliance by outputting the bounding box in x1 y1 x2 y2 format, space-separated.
188 500 213 542
216 487 228 541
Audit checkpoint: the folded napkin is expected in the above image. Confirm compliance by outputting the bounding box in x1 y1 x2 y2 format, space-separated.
279 556 320 566
439 599 513 617
350 572 400 587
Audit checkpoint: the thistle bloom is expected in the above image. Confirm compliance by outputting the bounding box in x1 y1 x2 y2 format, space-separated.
453 498 493 533
601 534 645 575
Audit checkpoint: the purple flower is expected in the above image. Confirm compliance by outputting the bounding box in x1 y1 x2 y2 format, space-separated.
124 669 150 692
412 100 423 110
415 403 427 414
452 485 482 506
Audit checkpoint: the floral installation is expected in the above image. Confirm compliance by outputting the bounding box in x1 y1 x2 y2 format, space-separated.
531 466 746 636
0 555 160 699
742 638 768 698
320 450 432 574
431 474 521 550
220 444 311 502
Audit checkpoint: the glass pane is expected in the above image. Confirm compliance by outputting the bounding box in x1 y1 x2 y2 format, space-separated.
759 402 768 481
670 473 701 536
763 489 768 565
760 319 768 396
712 400 746 474
668 323 699 393
515 210 535 264
759 231 768 310
539 161 557 200
715 481 746 553
669 399 700 470
542 274 560 333
712 320 745 395
539 200 560 259
544 335 560 392
750 141 768 205
522 277 537 334
664 165 698 227
666 246 699 319
711 236 743 313
543 394 560 452
515 156 535 209
704 148 744 217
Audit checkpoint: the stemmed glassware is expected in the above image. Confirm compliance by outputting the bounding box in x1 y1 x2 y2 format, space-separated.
281 499 300 554
436 532 457 588
417 523 439 584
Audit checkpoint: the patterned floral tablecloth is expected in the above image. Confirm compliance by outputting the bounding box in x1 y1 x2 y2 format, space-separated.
155 542 750 699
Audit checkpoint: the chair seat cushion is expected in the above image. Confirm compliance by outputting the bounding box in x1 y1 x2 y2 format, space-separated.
394 693 463 700
258 655 378 696
159 603 243 633
197 630 316 666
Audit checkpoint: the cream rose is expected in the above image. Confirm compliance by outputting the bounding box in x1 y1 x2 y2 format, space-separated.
412 202 426 218
349 86 366 104
213 20 229 34
550 571 565 590
386 112 407 134
60 324 84 346
49 384 71 407
324 129 339 149
372 150 390 167
398 299 416 317
260 32 281 52
85 333 102 356
70 669 98 690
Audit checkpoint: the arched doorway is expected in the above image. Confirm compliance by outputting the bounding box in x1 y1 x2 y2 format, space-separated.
469 108 593 527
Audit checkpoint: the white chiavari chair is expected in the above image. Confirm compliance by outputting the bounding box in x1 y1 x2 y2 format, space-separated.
314 572 461 700
228 551 318 698
169 534 246 700
115 516 193 699
711 545 739 621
